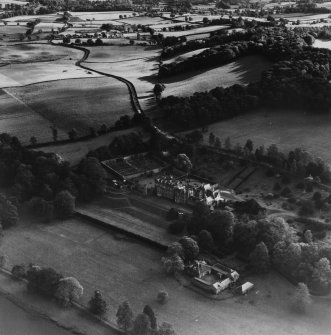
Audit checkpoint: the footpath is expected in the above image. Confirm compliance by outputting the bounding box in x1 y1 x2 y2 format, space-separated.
0 269 121 335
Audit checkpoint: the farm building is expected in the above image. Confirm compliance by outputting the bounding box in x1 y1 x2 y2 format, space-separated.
188 261 239 295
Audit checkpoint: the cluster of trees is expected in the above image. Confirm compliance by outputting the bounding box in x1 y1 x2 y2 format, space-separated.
206 136 331 184
87 132 147 161
161 236 199 274
0 133 107 222
17 264 84 306
160 33 331 128
0 193 19 229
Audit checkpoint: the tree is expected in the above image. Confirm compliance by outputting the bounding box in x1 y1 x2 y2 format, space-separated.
312 258 331 290
224 136 231 150
55 277 83 307
129 39 135 45
132 313 150 335
30 136 37 146
179 236 199 261
208 132 215 146
249 242 270 273
166 242 185 259
158 322 177 335
245 139 253 153
68 128 77 141
143 305 157 330
89 290 108 316
153 83 166 101
292 282 311 313
214 137 221 149
0 198 19 228
208 210 235 247
54 191 75 219
26 266 62 298
161 254 184 274
12 264 26 278
51 126 58 142
116 301 133 332
198 230 214 252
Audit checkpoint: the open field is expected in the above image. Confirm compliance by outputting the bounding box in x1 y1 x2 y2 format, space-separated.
2 216 331 335
163 48 208 64
0 88 67 144
118 16 166 25
0 43 83 65
84 45 161 112
160 25 228 38
4 76 134 138
38 127 143 166
71 11 133 21
202 109 331 164
163 55 272 98
85 44 160 63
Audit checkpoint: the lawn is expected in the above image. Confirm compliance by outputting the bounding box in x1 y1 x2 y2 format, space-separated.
2 216 331 335
162 55 272 98
5 76 134 138
0 88 67 144
202 109 331 164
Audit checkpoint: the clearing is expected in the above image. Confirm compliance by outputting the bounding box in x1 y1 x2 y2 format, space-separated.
2 216 331 335
162 55 272 98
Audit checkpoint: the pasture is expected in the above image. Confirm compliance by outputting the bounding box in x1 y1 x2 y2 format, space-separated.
84 45 161 112
162 55 272 98
203 109 331 164
163 48 208 64
4 76 134 139
118 16 166 25
71 11 133 21
0 43 82 65
160 25 228 37
2 216 331 335
0 88 67 144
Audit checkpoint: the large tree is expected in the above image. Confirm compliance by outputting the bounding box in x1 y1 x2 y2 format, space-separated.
54 190 75 219
250 242 270 273
116 301 134 333
55 277 83 307
143 305 157 330
179 236 199 261
132 313 151 335
89 290 108 316
292 282 311 313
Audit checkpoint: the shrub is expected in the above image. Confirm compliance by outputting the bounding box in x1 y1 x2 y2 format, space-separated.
157 290 169 304
11 264 26 279
167 220 185 234
116 301 134 332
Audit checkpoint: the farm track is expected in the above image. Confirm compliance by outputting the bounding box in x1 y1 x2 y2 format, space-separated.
59 43 144 116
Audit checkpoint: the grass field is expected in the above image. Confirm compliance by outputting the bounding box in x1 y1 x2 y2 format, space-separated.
0 88 67 144
2 216 331 335
0 43 82 65
162 55 272 98
202 109 331 164
163 48 208 64
84 45 161 112
160 25 227 38
4 76 134 138
313 39 331 50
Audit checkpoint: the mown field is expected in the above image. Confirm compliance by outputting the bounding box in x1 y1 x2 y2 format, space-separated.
0 88 67 144
162 55 272 98
203 109 331 163
5 77 134 138
2 217 331 335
